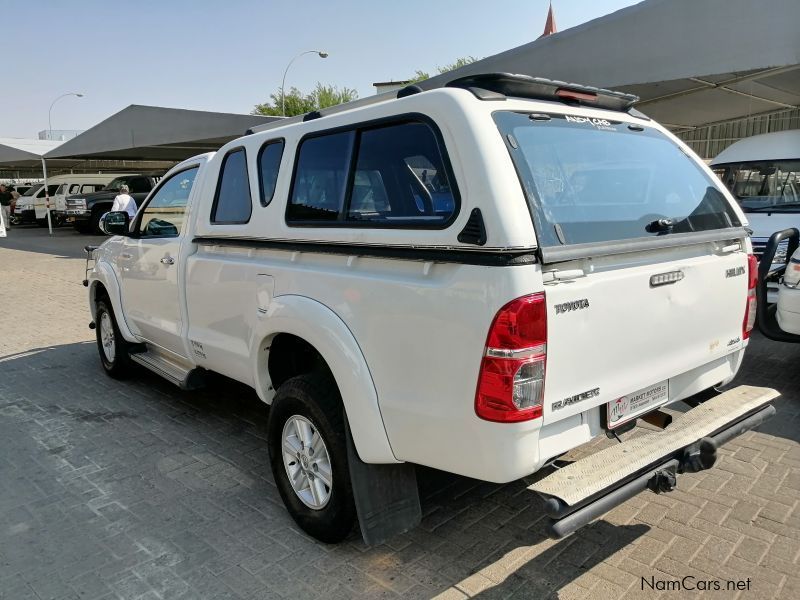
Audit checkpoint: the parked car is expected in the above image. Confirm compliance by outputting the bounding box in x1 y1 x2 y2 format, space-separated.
66 174 161 233
778 245 800 334
755 227 800 343
50 175 122 224
712 130 800 302
14 182 55 225
14 174 120 227
87 74 777 544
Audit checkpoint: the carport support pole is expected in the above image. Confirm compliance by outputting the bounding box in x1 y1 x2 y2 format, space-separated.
41 158 52 235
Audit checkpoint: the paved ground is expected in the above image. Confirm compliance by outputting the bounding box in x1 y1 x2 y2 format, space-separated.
1 226 799 600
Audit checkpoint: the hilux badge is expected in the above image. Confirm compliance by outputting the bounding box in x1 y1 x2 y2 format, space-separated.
726 266 746 278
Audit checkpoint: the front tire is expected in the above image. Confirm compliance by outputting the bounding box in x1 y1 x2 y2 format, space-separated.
267 374 356 543
95 299 133 379
90 207 104 234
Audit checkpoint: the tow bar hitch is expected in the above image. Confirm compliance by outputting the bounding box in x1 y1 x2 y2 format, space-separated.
647 467 676 494
530 386 777 539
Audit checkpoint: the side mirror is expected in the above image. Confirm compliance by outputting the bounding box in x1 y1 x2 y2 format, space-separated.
99 211 130 235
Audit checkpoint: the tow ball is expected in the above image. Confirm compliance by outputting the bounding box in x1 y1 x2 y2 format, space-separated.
647 436 717 495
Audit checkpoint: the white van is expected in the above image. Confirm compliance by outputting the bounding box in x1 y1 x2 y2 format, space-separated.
711 130 800 300
14 174 126 226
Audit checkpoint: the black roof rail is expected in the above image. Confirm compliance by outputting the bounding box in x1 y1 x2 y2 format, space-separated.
303 110 323 122
446 73 639 112
397 84 423 98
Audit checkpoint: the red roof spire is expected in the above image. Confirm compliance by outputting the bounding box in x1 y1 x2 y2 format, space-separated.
540 1 558 38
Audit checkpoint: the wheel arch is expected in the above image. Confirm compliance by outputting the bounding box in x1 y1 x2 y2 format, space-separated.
251 295 398 464
89 263 138 342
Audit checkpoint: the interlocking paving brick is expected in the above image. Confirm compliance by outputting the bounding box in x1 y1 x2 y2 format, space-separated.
2 227 800 599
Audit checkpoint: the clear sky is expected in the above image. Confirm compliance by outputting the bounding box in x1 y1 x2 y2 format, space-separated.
0 0 641 138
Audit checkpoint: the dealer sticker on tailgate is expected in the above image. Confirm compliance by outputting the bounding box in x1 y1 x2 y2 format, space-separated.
607 381 669 429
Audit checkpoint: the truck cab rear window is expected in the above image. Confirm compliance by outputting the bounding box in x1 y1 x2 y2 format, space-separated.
258 140 284 206
494 112 740 248
287 119 458 227
212 148 252 224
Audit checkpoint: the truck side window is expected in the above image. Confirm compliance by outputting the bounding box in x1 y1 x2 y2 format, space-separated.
212 148 252 224
287 131 355 222
258 140 284 206
286 121 458 227
137 167 198 238
349 122 456 224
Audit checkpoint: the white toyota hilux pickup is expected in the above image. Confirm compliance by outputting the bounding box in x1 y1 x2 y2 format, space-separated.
86 73 778 544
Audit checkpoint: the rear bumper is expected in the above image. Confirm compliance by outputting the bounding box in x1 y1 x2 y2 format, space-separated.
529 385 778 539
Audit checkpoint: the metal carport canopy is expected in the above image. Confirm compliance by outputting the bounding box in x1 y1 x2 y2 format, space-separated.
0 138 64 167
417 0 800 130
44 105 278 161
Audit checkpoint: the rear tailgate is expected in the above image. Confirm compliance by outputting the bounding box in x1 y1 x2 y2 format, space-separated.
543 241 748 425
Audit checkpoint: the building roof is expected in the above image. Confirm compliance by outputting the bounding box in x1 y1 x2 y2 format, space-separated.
372 80 412 87
45 105 278 161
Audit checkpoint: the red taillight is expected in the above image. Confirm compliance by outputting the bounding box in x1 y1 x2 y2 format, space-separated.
556 88 597 103
743 254 758 339
475 293 547 423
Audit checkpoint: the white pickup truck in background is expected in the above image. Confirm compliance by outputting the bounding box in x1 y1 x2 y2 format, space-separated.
85 74 778 544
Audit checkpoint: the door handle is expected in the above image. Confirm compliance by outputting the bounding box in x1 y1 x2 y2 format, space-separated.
119 253 132 260
160 256 175 265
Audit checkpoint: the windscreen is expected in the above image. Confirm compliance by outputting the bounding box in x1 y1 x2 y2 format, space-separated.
104 177 127 191
22 184 42 196
713 160 800 213
494 112 740 248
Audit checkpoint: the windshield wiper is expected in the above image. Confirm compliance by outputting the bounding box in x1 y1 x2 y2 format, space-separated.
744 202 800 213
645 218 675 234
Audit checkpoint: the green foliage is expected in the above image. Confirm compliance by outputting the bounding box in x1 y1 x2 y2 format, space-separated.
252 83 359 117
409 56 481 83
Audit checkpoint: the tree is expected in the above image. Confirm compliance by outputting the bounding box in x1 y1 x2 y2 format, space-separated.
252 83 359 117
410 56 480 83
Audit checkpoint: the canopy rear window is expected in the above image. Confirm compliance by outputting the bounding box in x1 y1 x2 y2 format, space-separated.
494 112 741 249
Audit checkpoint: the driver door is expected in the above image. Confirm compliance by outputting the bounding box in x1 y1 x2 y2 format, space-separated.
117 166 199 356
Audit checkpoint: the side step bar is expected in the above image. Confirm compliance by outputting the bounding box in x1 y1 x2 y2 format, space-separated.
529 385 778 539
129 349 205 390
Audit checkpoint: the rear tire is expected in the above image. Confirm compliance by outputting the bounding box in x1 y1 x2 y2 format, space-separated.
268 373 356 543
74 221 92 234
95 298 133 379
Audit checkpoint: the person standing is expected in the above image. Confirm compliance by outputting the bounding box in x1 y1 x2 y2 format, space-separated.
110 184 137 219
0 184 13 231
